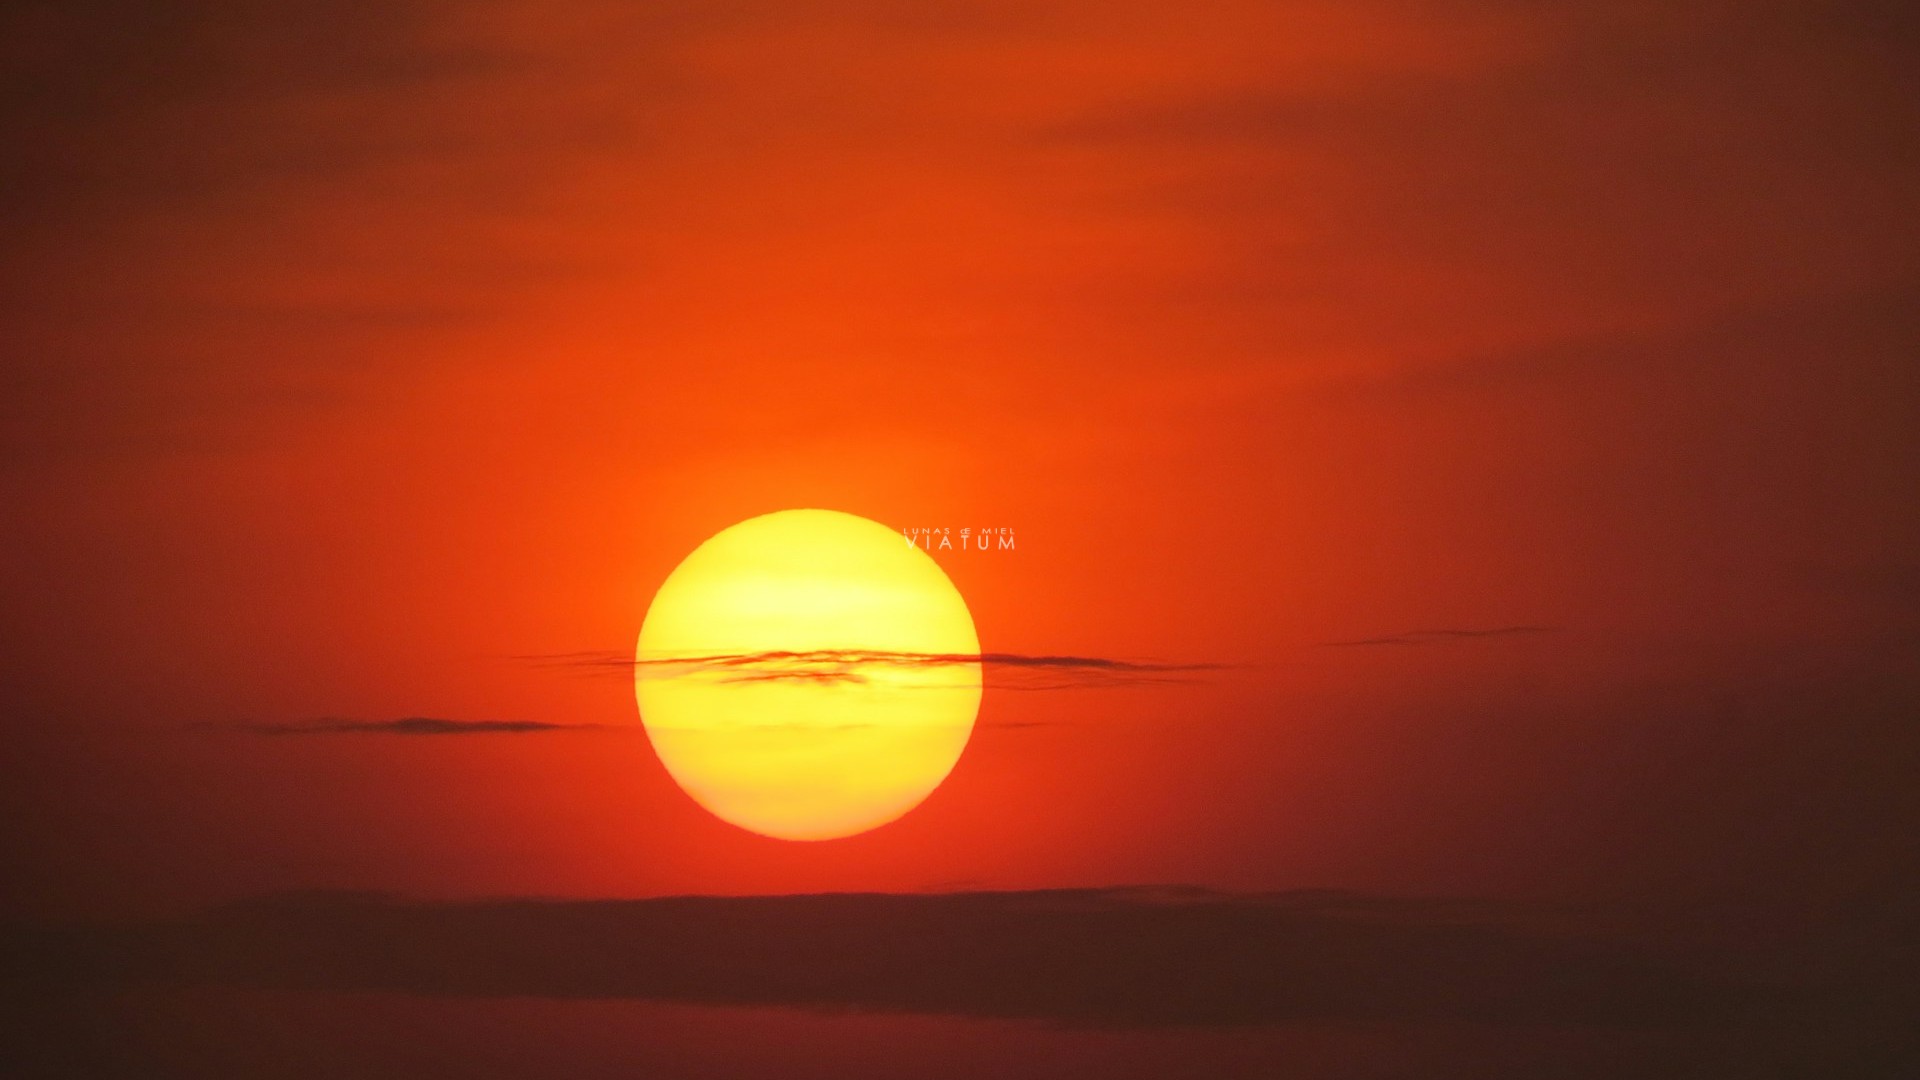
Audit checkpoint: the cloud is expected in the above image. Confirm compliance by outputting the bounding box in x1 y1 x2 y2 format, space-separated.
1797 557 1920 610
13 884 1911 1059
0 0 541 219
521 650 1220 690
220 716 612 736
1311 282 1920 404
0 0 657 465
1319 626 1557 648
1027 0 1920 392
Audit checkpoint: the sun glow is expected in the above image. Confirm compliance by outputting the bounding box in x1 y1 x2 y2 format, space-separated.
635 509 983 840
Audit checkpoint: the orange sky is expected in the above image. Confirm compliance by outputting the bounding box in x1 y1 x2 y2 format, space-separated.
2 0 1917 922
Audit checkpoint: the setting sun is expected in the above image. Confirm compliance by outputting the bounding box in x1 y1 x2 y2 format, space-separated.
8 1 1914 1074
635 509 982 840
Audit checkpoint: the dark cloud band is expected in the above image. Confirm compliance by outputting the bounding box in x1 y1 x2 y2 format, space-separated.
9 886 1892 1040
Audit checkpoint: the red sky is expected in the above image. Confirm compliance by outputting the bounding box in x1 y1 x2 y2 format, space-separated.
3 0 1918 927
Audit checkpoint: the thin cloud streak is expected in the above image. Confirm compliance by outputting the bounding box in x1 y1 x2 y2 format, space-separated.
221 717 614 737
1319 626 1559 648
519 650 1222 690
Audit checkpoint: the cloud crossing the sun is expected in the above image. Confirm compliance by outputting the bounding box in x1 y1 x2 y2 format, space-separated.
519 650 1221 690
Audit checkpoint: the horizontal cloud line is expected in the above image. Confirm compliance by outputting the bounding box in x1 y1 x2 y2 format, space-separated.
207 714 1063 737
1319 626 1559 648
13 887 1850 1033
519 650 1220 690
216 717 614 737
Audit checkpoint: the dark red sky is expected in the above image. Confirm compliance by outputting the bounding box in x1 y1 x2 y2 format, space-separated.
2 0 1917 932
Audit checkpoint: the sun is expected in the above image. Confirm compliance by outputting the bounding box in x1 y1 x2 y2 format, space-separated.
635 509 982 840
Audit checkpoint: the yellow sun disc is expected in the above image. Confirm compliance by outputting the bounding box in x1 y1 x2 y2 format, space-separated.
635 509 982 840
